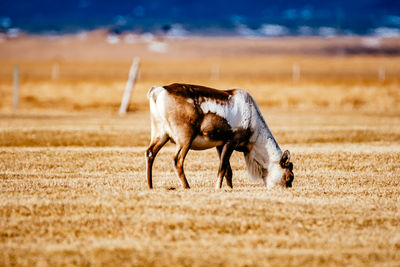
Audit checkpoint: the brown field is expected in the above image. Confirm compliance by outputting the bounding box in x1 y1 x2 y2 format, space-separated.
0 34 400 266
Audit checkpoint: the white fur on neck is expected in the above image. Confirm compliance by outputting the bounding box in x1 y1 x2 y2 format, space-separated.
244 94 284 189
244 134 283 187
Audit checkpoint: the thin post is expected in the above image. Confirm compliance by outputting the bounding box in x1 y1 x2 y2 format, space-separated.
378 67 385 82
13 65 19 112
292 63 300 82
119 57 140 115
52 63 59 81
211 63 220 81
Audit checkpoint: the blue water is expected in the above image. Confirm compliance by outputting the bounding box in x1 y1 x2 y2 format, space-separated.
0 0 399 36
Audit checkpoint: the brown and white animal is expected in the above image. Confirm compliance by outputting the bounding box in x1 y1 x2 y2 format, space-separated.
146 83 294 190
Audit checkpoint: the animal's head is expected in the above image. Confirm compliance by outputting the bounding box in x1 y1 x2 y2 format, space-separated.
279 150 294 187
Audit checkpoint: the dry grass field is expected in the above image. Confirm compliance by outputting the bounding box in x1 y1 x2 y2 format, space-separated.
0 35 400 266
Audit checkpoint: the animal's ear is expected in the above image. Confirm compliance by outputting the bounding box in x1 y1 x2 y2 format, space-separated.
280 150 291 167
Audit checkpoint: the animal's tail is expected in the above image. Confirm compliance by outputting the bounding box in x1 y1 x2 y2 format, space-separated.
147 86 164 101
147 86 156 100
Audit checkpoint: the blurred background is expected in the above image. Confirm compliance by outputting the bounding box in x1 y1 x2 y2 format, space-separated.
2 3 400 266
0 0 399 113
1 0 400 36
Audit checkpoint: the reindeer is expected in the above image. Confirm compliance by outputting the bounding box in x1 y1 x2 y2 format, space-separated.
145 83 294 190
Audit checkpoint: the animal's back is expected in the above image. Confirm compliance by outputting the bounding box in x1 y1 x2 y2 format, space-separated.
147 83 260 132
147 83 234 125
163 83 235 101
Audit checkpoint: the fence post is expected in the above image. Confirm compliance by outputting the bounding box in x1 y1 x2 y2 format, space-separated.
378 67 385 82
13 65 19 112
292 63 300 82
52 63 59 81
211 63 220 81
119 57 140 115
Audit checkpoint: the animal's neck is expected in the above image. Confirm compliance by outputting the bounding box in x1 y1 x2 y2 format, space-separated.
244 128 282 184
249 106 282 163
249 128 284 189
242 92 284 186
253 127 282 163
245 94 282 162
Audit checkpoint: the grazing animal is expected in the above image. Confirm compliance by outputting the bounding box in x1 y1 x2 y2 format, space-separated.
145 83 294 189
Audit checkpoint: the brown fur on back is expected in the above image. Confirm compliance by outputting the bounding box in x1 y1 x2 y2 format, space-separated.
164 83 235 101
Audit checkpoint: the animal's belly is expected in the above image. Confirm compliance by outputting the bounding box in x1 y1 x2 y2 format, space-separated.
191 135 223 150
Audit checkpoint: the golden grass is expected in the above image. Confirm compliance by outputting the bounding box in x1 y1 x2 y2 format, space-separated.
1 109 400 266
0 55 399 113
1 111 400 147
0 42 400 265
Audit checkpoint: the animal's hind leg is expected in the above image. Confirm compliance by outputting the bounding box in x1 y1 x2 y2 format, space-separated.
173 140 193 189
216 146 233 188
146 135 169 189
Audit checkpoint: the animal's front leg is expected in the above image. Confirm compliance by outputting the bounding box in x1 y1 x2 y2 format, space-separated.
216 146 233 188
225 164 233 188
215 142 234 189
